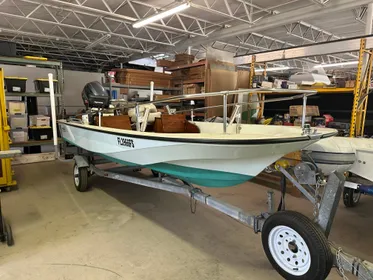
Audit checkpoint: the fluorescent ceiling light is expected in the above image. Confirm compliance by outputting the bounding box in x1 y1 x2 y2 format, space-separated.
313 61 358 68
85 34 111 50
255 66 290 72
133 2 191 28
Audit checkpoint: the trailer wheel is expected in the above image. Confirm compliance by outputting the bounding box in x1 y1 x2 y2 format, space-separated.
73 163 89 192
343 187 361 208
4 220 14 246
262 211 333 280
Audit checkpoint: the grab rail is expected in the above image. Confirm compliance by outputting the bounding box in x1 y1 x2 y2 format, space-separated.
133 89 317 135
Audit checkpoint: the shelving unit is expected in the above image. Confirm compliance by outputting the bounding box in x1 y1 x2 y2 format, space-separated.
235 37 373 137
262 88 354 95
103 81 181 92
1 56 64 164
165 60 206 71
9 138 63 148
6 92 63 98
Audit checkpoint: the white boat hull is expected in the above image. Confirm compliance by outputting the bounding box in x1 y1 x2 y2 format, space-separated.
59 121 336 187
303 137 373 182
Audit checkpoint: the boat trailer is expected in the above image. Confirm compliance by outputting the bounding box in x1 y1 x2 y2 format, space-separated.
72 152 373 280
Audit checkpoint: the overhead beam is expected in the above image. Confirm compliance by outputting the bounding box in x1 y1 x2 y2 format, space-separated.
161 0 373 53
234 35 373 65
0 27 143 54
20 0 212 37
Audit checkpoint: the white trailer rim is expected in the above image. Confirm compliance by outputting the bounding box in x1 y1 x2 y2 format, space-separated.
74 165 80 186
268 225 311 276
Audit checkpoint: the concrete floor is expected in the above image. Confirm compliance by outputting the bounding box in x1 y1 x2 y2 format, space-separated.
0 161 372 279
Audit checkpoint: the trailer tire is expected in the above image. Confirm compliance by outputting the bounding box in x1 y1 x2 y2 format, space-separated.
343 187 361 207
73 163 89 192
5 220 14 246
262 211 333 280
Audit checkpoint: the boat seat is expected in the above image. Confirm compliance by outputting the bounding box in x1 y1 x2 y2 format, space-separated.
153 114 200 133
95 115 132 130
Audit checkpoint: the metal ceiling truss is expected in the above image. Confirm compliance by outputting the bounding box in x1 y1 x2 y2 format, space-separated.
307 0 331 6
354 6 368 24
190 0 269 26
284 21 359 59
0 0 366 72
211 32 351 71
211 40 309 70
17 44 106 69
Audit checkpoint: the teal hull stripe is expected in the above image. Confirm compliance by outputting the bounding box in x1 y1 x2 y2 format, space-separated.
64 137 252 187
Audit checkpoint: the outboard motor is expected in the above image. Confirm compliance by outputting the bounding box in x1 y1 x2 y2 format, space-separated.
82 81 111 110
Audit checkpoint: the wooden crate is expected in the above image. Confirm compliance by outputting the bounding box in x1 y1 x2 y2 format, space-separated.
175 54 194 65
114 69 172 88
289 105 320 117
94 115 132 130
183 84 201 94
157 59 174 68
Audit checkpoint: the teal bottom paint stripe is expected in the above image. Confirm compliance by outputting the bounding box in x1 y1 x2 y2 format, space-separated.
63 138 252 187
99 154 252 188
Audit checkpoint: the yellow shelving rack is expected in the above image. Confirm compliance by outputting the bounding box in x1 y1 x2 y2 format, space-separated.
350 38 373 137
0 69 17 188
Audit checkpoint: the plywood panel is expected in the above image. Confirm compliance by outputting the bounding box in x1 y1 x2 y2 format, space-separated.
237 70 250 89
205 61 237 118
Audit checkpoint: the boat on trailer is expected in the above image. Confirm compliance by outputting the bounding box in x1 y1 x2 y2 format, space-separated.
59 83 373 280
59 86 336 188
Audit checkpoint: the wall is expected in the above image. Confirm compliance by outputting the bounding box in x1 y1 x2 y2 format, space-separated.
1 64 104 114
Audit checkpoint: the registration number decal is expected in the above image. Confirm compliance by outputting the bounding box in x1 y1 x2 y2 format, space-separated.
117 137 135 148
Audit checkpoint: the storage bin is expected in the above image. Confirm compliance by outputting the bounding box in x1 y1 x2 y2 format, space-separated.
29 115 50 127
34 79 58 93
10 128 28 143
4 77 27 93
8 101 26 115
9 114 28 129
29 126 53 140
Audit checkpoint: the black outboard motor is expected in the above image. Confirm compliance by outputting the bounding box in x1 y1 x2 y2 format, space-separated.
82 81 111 110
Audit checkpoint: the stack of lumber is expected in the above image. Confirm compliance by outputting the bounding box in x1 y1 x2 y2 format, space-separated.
183 84 201 94
115 69 172 88
188 66 205 79
156 59 174 68
171 65 206 86
174 54 194 66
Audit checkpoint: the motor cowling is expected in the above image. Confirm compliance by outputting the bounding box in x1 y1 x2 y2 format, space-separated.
82 81 111 109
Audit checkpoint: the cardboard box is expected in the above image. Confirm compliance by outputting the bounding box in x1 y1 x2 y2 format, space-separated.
183 84 201 94
10 128 28 143
345 80 356 88
9 114 28 129
274 79 283 89
289 105 320 117
261 81 273 88
29 115 50 127
8 101 26 115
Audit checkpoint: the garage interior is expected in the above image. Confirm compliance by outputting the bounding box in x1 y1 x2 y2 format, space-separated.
0 0 373 279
